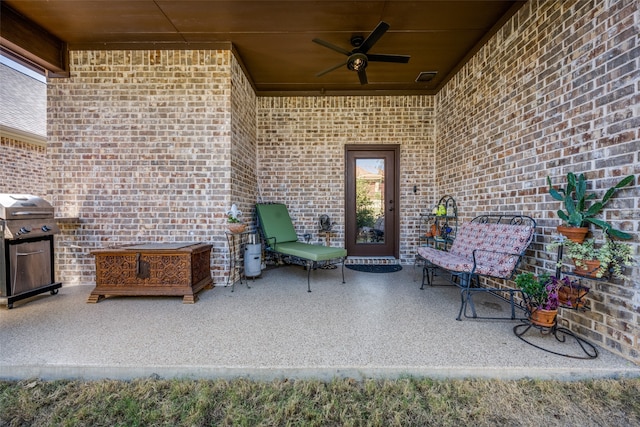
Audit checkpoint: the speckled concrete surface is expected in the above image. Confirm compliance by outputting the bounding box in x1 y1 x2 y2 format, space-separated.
1 265 638 381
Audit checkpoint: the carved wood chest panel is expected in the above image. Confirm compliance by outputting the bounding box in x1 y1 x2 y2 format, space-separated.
90 242 213 303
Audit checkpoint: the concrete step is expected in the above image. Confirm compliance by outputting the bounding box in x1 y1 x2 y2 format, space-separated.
345 256 399 265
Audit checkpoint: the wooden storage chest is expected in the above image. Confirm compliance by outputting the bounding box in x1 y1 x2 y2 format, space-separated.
89 242 213 303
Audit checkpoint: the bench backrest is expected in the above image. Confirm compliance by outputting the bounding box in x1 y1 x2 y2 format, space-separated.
255 203 298 244
449 220 535 278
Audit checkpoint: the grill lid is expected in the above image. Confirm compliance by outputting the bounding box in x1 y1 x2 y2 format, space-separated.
0 194 55 220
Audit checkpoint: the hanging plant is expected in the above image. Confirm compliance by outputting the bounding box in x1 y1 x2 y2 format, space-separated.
548 235 633 279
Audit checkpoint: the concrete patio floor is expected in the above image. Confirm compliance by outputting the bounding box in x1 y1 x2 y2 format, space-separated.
1 264 639 381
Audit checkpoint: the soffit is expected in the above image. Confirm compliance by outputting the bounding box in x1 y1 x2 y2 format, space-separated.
2 1 527 96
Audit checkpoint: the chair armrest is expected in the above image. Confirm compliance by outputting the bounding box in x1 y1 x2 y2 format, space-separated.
265 236 277 250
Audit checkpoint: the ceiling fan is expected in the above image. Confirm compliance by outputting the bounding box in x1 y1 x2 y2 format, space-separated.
312 21 410 85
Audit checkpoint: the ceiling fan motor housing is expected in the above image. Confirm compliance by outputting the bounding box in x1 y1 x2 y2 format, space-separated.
347 53 368 71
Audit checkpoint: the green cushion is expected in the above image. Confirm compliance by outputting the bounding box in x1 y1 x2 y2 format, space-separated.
256 203 299 243
274 242 347 262
256 203 347 262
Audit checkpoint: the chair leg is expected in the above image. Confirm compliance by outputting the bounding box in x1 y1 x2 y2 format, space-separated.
341 258 345 284
420 260 433 290
307 261 314 292
509 290 523 320
457 290 465 321
457 274 476 320
466 276 479 318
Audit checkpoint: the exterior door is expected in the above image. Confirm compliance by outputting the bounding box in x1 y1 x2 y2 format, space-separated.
345 145 399 257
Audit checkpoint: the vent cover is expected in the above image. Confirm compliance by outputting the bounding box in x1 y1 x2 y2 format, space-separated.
415 71 437 82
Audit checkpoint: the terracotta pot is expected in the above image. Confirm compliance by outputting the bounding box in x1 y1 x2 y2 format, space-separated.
528 306 558 328
227 223 247 234
558 284 589 308
430 224 439 237
557 225 589 243
573 259 601 279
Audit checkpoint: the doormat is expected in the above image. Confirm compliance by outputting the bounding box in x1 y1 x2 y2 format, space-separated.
345 264 403 273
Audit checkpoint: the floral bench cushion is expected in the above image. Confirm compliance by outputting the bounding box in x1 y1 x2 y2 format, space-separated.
417 222 534 279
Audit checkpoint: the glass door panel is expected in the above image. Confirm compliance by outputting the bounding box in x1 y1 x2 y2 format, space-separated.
355 158 385 244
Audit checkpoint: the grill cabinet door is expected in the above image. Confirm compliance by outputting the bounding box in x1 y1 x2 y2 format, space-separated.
8 239 52 295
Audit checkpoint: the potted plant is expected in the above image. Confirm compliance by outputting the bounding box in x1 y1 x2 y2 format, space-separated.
548 236 633 279
514 271 560 327
226 204 246 233
596 237 633 279
546 172 634 242
555 276 589 309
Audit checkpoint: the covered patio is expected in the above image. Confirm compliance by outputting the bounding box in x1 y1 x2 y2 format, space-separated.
1 0 638 368
1 266 638 381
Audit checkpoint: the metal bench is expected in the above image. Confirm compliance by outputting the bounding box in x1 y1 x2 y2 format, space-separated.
417 214 536 320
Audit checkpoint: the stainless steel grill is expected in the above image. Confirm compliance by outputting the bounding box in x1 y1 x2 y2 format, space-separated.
0 194 62 309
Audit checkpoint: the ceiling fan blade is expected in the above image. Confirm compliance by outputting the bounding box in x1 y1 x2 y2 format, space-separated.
316 60 348 77
358 69 368 85
312 38 351 56
367 54 411 63
358 21 390 53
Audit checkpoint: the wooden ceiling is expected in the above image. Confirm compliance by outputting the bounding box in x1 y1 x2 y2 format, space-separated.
1 1 526 96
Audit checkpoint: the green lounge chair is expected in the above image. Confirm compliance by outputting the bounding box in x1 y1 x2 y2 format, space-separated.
255 203 347 292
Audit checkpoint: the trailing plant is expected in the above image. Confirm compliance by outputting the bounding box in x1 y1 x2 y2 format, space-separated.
548 235 634 279
598 238 633 279
546 172 634 239
555 275 589 308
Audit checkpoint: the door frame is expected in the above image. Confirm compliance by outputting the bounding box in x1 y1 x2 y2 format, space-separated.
344 144 400 258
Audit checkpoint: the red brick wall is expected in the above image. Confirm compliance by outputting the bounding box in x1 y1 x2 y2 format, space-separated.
230 55 258 231
47 50 238 285
256 96 437 263
436 0 639 362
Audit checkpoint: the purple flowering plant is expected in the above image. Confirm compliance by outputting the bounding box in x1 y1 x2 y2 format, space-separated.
514 272 563 311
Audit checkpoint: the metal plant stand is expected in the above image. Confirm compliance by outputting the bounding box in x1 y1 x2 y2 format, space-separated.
513 242 598 359
225 230 251 291
513 321 598 359
416 195 458 286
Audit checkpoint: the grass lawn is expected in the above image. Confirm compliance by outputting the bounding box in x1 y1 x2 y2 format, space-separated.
1 377 639 426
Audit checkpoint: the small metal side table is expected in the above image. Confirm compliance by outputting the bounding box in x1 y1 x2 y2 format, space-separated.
318 230 338 269
224 230 251 291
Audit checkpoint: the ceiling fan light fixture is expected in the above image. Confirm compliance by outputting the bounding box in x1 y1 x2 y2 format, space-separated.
347 53 368 72
416 71 438 82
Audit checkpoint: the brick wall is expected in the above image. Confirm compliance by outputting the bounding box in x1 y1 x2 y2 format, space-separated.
230 56 258 227
256 96 436 263
8 0 637 363
0 137 48 196
47 50 239 285
436 0 639 362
